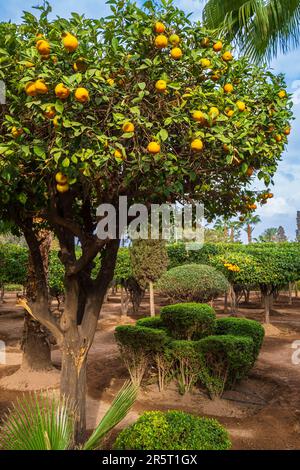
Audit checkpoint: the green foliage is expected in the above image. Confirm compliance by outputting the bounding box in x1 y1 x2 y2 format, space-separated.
0 383 137 451
115 325 169 353
196 335 255 397
114 248 132 285
83 381 138 450
203 0 300 63
157 264 229 303
136 316 165 330
130 240 168 288
161 302 216 340
215 317 265 360
48 250 64 296
167 243 226 269
114 410 231 450
0 393 75 450
169 340 201 394
0 243 28 286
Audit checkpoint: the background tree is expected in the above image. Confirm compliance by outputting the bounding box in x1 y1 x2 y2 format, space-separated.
130 239 168 316
242 214 261 243
0 0 292 440
258 227 278 242
202 0 300 63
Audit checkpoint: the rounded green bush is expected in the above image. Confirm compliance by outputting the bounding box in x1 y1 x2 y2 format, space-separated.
113 410 231 450
114 325 169 353
157 264 229 303
161 302 216 340
136 316 165 330
196 334 254 391
215 317 264 361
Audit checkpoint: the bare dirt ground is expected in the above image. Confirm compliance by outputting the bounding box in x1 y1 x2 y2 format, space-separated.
1 290 300 450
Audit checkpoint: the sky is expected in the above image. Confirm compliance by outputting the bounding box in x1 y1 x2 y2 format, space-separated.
0 0 299 242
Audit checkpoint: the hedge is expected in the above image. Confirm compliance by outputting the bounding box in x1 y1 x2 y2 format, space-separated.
160 303 216 340
196 335 255 397
135 316 165 330
114 410 231 450
114 325 169 353
157 264 229 303
215 317 264 360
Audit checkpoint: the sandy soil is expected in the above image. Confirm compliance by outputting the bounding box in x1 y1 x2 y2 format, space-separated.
1 290 300 450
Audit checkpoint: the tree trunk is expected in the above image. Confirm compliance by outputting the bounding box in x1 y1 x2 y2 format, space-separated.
230 285 237 316
149 281 155 317
264 293 270 324
61 346 87 443
21 229 52 371
247 224 252 244
230 227 234 242
120 285 129 316
224 291 228 314
288 282 293 305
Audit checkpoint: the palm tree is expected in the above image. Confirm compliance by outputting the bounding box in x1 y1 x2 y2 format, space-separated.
258 227 278 242
242 214 261 243
202 0 300 63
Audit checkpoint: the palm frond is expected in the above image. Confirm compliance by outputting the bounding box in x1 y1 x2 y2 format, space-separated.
0 392 75 450
83 381 138 451
202 0 300 63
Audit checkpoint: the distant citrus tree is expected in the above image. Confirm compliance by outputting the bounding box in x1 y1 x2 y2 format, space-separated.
0 0 292 440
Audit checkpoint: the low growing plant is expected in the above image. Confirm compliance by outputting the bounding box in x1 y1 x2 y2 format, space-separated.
113 410 231 450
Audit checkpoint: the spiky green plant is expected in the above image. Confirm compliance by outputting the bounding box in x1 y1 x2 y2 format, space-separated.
83 381 138 450
202 0 300 63
0 393 75 450
0 382 138 451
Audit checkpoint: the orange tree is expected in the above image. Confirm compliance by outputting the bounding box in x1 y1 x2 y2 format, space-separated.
0 0 292 438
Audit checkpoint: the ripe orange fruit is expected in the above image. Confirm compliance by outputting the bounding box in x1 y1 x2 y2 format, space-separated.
155 79 167 92
25 82 37 97
278 90 286 99
213 41 223 52
114 149 123 159
226 109 234 117
147 142 161 154
44 106 56 119
35 79 48 94
191 139 203 151
36 40 50 56
268 193 274 198
170 47 183 59
275 134 282 142
73 58 87 72
200 58 211 68
107 78 115 86
154 34 168 49
55 83 70 100
284 127 291 135
209 107 219 118
55 172 68 184
236 101 246 112
224 83 233 93
11 126 23 138
192 110 205 123
246 167 254 177
56 183 69 193
154 22 166 34
53 116 60 128
222 51 233 61
169 34 180 45
74 87 89 103
122 122 135 133
62 32 78 52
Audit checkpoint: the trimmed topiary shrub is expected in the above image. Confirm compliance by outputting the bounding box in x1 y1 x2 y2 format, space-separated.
196 335 254 398
136 316 165 330
157 264 229 303
169 340 201 394
113 410 231 450
115 325 169 385
215 317 264 361
161 303 216 340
